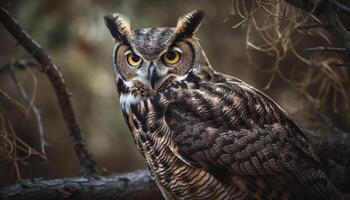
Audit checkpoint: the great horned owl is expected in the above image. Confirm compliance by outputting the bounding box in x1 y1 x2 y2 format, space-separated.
104 10 343 200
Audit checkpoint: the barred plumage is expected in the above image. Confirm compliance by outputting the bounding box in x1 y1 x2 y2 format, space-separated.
105 10 343 200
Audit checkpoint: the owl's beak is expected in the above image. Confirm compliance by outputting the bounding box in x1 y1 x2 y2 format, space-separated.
147 64 161 90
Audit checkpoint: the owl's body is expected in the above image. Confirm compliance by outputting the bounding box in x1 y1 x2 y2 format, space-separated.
105 10 343 200
119 73 245 200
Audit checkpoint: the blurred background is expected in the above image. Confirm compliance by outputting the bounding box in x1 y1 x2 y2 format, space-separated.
0 0 349 187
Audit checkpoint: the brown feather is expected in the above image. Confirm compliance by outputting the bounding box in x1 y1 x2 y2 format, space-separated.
104 13 131 43
175 10 205 39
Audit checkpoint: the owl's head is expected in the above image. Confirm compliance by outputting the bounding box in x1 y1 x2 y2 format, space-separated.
104 10 212 96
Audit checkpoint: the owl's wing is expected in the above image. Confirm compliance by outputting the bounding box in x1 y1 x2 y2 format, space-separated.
165 78 342 200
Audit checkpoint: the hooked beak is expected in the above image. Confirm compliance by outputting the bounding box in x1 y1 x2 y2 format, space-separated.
147 63 161 90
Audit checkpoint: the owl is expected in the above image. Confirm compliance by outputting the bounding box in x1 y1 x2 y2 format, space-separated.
104 10 343 200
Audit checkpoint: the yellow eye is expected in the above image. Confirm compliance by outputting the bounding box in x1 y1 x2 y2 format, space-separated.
126 53 142 67
162 50 181 65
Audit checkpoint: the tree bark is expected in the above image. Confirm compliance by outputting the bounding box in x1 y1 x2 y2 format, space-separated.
0 170 162 200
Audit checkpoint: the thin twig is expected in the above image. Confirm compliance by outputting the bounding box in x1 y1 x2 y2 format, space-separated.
8 63 49 154
284 0 350 49
0 59 37 73
0 7 98 175
293 0 323 29
332 63 350 67
333 0 350 15
296 22 329 29
326 0 350 50
306 46 350 52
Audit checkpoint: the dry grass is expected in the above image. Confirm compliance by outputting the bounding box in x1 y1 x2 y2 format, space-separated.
231 0 349 111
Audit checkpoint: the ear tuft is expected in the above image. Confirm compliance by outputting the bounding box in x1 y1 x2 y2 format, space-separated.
176 10 205 38
104 13 131 43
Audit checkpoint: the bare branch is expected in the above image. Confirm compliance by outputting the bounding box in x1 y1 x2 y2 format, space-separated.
285 0 350 49
293 0 323 29
283 0 320 12
0 7 98 175
0 170 163 200
0 60 37 73
333 63 350 67
333 1 350 15
305 46 350 52
325 0 350 49
8 63 48 154
295 22 329 29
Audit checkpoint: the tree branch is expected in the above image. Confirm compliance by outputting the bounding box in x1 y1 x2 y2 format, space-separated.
305 46 350 52
0 170 163 200
284 0 320 12
284 0 350 49
0 59 37 73
0 7 98 175
8 63 48 155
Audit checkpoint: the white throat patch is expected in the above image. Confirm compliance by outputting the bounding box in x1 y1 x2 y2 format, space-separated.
120 93 141 112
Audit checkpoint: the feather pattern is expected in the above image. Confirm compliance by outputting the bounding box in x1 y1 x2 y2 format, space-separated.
176 10 205 39
119 71 343 200
104 13 131 44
